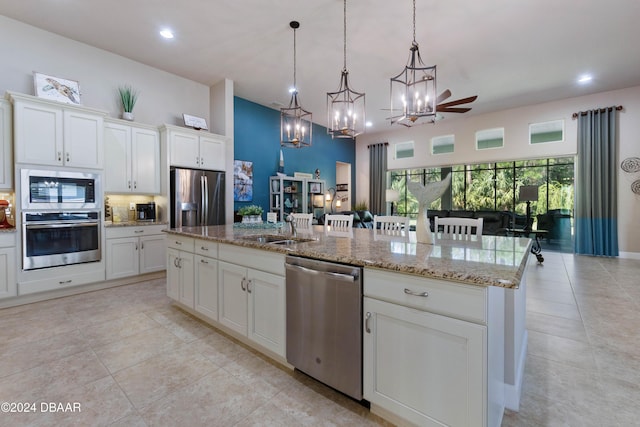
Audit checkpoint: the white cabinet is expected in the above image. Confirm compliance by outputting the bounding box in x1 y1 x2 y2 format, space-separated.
166 235 195 307
162 124 226 171
218 244 286 357
0 233 17 299
0 100 12 189
363 268 504 427
104 120 160 194
105 225 166 280
9 92 105 169
194 240 219 320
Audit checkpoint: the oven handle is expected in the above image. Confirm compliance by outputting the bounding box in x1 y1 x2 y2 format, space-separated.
25 222 100 229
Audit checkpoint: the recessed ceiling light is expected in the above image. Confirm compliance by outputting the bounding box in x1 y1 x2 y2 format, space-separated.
160 29 174 39
578 74 592 84
366 121 373 127
288 87 297 94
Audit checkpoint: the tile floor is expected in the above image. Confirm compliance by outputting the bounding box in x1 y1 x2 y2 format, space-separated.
1 252 639 426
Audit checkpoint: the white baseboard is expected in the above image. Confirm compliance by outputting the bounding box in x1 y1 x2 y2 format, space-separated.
504 329 528 411
619 251 640 260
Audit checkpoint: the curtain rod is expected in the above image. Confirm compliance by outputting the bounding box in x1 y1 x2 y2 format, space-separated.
572 105 623 119
367 142 389 148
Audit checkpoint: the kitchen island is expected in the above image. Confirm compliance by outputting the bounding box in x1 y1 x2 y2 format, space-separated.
164 225 531 427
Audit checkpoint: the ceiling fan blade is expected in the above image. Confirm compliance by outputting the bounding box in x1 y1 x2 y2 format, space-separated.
436 89 451 104
436 106 472 113
437 95 478 108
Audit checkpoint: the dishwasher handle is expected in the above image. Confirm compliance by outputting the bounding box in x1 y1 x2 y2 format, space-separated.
285 262 358 282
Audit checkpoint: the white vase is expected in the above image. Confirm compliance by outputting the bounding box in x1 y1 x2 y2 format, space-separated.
122 112 134 121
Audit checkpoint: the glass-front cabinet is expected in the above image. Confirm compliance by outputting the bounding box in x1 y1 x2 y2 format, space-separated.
269 176 325 222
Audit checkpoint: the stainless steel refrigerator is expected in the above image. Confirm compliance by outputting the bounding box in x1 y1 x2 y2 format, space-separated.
170 167 225 228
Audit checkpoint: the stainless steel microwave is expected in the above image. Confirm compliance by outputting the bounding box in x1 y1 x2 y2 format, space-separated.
21 169 101 210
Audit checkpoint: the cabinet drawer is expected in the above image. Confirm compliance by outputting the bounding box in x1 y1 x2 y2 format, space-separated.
106 224 165 239
167 235 195 252
364 268 487 324
218 243 285 276
195 239 218 257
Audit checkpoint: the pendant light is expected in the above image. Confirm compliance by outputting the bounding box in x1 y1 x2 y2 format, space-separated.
389 0 437 127
327 0 366 139
281 21 312 148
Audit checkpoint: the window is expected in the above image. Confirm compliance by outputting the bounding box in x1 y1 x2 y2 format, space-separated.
395 141 414 159
389 156 575 251
529 120 564 144
476 128 504 150
431 135 454 154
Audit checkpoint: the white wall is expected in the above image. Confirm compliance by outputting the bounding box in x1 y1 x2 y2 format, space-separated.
0 15 210 126
356 86 640 255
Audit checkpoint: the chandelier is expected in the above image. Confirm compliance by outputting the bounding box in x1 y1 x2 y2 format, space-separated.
281 21 312 148
389 0 437 127
327 0 365 139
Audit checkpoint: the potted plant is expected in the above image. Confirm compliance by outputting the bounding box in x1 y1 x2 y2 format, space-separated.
118 85 138 121
238 205 264 223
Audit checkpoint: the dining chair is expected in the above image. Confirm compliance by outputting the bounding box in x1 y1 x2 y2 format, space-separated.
324 214 354 231
289 213 313 230
434 216 483 238
373 215 410 232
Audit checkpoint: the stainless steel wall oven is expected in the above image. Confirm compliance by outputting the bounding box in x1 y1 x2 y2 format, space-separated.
22 211 101 270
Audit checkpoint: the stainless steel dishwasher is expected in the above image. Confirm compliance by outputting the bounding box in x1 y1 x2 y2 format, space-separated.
285 255 363 400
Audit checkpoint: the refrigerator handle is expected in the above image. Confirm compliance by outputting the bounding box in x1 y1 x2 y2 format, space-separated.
203 175 209 225
200 175 205 226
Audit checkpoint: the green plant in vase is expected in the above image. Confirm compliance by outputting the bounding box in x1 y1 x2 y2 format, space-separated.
238 205 264 223
118 85 138 121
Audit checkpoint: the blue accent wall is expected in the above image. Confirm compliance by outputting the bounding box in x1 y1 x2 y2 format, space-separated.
233 97 356 215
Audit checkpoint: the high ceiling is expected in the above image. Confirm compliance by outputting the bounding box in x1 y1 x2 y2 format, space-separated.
2 0 639 133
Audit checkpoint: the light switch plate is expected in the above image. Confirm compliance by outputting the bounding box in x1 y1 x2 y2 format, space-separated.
129 202 135 210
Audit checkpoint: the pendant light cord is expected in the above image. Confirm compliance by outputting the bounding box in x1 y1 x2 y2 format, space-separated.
293 26 297 90
343 0 347 71
412 0 416 43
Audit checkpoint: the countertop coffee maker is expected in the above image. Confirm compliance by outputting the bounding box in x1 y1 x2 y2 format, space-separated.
135 202 156 222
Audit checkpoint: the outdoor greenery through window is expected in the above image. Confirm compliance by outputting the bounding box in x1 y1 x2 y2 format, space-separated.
389 157 575 251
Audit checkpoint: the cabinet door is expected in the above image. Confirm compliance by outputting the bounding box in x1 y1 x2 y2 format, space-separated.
0 247 17 299
132 127 160 193
139 234 166 274
169 131 199 168
363 297 486 427
247 269 285 357
106 237 139 280
104 122 132 192
166 247 181 300
14 100 63 166
178 251 195 309
64 110 104 168
218 260 248 335
199 134 226 171
195 255 218 320
0 100 12 189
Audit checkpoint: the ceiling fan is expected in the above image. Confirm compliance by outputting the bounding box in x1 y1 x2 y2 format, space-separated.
384 89 478 125
435 89 477 114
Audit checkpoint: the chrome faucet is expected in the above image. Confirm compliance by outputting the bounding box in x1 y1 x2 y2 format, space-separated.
286 213 297 237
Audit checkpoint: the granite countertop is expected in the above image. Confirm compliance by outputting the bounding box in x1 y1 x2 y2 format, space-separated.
105 220 169 227
0 227 16 233
165 225 532 289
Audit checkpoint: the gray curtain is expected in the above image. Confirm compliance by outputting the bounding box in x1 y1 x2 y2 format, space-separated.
575 107 618 256
369 143 387 215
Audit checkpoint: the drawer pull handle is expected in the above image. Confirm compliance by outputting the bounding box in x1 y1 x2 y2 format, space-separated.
200 246 208 251
365 312 372 333
59 279 72 284
200 259 208 264
134 230 144 234
404 288 429 297
175 241 182 245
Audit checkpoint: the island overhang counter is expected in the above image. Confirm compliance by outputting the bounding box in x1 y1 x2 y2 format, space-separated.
164 225 531 427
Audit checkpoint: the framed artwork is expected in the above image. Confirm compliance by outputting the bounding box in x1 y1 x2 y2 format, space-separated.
33 72 81 105
233 160 253 201
309 182 321 194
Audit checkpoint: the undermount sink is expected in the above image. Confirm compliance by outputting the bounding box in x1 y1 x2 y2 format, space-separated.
240 234 315 245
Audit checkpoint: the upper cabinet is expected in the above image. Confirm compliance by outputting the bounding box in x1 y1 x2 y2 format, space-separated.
8 92 106 169
0 99 12 189
104 119 160 194
161 124 226 171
